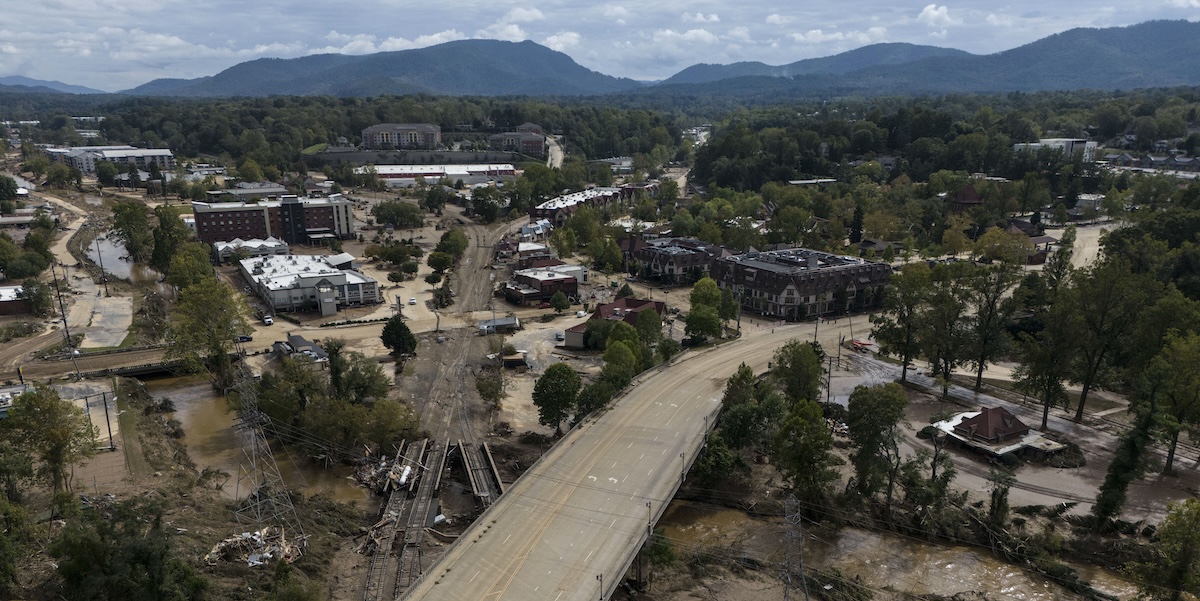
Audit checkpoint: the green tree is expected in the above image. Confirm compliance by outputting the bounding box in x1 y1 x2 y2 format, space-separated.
165 243 213 289
1067 258 1156 421
635 309 661 344
150 205 191 272
847 384 908 513
4 386 98 493
684 305 721 342
774 398 841 507
616 283 634 298
549 290 570 314
0 498 27 596
373 201 425 229
19 278 52 317
771 339 823 405
987 468 1015 530
427 251 453 273
1127 498 1200 601
1013 292 1077 430
166 281 249 387
1154 333 1200 474
691 431 743 486
870 264 931 382
533 362 581 435
657 338 681 363
689 276 721 309
965 265 1019 390
51 499 208 601
238 157 264 182
1092 407 1156 527
325 339 390 404
600 340 637 388
112 200 153 264
918 272 971 398
381 315 417 355
0 176 18 201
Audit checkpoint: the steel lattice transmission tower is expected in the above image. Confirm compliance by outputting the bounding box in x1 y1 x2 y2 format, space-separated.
232 368 306 546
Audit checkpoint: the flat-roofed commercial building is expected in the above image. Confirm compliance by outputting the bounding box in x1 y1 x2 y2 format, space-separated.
361 123 441 149
710 248 891 319
192 194 353 245
239 254 380 317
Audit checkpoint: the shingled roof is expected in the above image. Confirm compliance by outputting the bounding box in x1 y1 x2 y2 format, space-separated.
953 406 1030 442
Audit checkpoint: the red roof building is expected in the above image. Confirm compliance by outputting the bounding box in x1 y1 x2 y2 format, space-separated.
953 406 1030 443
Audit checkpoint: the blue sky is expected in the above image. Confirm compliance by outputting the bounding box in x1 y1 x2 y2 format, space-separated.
2 0 1198 91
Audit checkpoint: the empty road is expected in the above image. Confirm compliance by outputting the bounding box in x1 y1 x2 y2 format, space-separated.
402 326 808 601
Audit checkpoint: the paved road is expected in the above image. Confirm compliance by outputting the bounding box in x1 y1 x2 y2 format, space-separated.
402 326 808 601
545 136 564 170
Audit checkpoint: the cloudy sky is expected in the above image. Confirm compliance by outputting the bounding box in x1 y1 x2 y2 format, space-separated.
2 0 1199 91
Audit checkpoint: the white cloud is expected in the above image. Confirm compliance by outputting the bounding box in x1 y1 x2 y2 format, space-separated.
986 13 1013 26
415 30 466 46
476 23 527 42
655 28 720 44
726 27 752 42
603 5 629 18
681 12 720 23
765 14 793 25
503 7 545 23
917 4 961 27
543 31 581 51
1169 0 1200 6
791 26 887 44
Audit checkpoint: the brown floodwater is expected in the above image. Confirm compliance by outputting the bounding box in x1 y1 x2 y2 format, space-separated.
143 375 378 510
659 500 1138 600
87 232 163 284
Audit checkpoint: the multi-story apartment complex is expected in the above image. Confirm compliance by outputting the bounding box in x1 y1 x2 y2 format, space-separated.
191 194 354 245
710 248 892 319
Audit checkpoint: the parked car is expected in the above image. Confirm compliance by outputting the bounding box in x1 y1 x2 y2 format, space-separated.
555 332 565 341
235 335 253 343
262 315 274 325
409 297 417 305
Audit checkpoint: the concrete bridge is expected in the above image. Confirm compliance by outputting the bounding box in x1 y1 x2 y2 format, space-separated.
401 328 803 601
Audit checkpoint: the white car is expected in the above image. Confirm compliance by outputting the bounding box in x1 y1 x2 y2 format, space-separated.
409 298 417 305
262 315 274 325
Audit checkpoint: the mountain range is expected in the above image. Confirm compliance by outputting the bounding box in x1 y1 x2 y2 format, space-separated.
5 20 1200 99
0 76 105 95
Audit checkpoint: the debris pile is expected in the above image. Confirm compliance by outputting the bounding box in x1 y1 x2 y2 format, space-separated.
354 454 415 494
204 526 305 567
356 510 400 555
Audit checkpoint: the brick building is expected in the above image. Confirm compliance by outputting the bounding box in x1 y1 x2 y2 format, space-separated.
710 248 891 319
192 194 354 245
361 123 441 149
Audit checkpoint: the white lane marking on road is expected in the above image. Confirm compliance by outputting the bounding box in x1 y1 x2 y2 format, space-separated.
622 475 627 482
640 453 644 459
556 592 564 601
503 534 511 544
608 477 618 484
648 469 654 476
586 550 594 561
470 570 480 582
588 475 597 481
628 442 633 448
612 462 617 468
610 519 616 528
670 403 678 407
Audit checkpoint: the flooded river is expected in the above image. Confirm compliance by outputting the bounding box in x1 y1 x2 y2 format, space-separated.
660 501 1138 600
142 375 378 510
86 232 164 284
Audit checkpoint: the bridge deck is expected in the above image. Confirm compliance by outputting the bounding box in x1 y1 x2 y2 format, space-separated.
397 331 807 601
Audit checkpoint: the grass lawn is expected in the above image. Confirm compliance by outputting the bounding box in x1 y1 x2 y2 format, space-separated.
301 143 329 155
116 395 153 477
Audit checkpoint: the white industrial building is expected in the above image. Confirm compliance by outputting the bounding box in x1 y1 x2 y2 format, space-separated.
239 254 381 316
213 237 290 263
1013 138 1098 163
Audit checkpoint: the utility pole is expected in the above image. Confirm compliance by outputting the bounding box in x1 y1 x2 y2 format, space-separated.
94 238 109 297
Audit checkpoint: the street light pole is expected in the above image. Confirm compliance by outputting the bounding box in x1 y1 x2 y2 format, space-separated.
596 573 604 601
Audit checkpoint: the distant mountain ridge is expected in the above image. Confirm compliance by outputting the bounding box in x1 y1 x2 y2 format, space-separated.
123 39 644 97
661 43 973 86
10 20 1200 100
0 76 105 95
